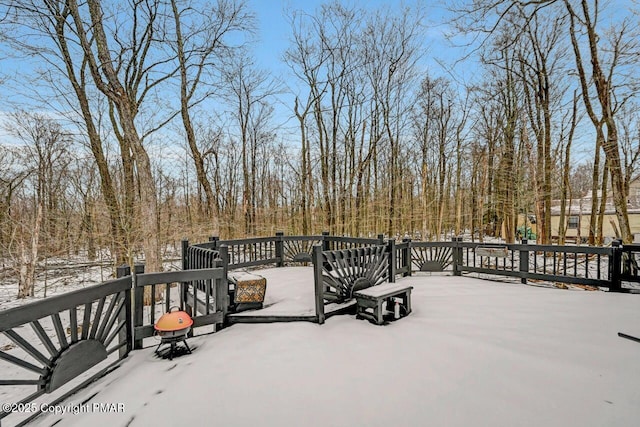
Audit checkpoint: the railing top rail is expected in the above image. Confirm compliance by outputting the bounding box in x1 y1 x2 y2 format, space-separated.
0 276 132 332
325 236 382 244
227 258 279 270
193 234 386 250
445 241 613 255
409 241 459 248
321 244 387 256
189 237 617 258
218 236 276 246
193 242 218 250
136 268 224 287
281 235 324 242
517 243 612 254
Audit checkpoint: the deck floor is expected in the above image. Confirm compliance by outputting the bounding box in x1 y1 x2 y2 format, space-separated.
26 275 640 427
227 266 317 318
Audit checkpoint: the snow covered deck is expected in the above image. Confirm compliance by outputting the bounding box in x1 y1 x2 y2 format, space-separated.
28 275 640 427
226 266 354 322
227 266 317 319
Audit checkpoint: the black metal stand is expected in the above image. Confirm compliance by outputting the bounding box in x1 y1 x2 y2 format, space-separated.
155 336 192 360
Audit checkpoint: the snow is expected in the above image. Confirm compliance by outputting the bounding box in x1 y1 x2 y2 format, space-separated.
229 266 317 316
353 281 413 298
16 271 639 427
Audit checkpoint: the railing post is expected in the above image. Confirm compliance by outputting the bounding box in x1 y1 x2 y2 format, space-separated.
312 244 325 324
209 236 219 250
116 265 130 278
275 231 284 267
458 236 464 275
219 245 229 284
181 239 189 270
118 264 145 351
322 231 330 251
116 265 132 358
378 233 385 245
402 237 412 277
213 257 228 328
387 238 396 283
181 239 190 313
610 239 622 292
131 264 145 350
452 237 462 276
519 239 529 284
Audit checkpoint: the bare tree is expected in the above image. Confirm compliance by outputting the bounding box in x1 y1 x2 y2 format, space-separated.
557 91 580 244
412 76 457 239
223 55 278 235
170 0 253 231
452 0 640 244
3 112 72 297
65 0 175 274
293 96 314 235
518 10 566 244
1 1 133 265
363 6 423 236
564 0 634 243
0 146 29 259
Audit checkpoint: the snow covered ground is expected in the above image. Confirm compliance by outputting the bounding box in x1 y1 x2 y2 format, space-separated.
17 272 640 427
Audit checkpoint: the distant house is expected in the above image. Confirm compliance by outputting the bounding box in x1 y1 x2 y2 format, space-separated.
550 176 640 243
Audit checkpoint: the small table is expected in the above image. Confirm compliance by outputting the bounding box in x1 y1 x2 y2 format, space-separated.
228 271 267 312
353 283 413 325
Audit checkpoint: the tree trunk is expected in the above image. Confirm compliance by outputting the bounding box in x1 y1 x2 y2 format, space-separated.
51 8 127 266
18 203 42 298
68 0 162 307
566 0 632 243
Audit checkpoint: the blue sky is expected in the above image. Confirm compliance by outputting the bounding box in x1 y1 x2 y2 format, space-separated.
246 0 458 77
1 0 460 150
241 0 638 163
1 0 637 164
244 0 465 133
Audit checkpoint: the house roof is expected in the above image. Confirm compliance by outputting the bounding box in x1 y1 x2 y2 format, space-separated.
550 193 640 216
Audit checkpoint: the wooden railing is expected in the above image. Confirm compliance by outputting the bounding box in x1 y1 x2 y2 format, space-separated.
131 267 227 350
0 275 132 425
392 237 617 290
456 240 613 289
618 242 640 292
0 266 226 426
181 232 387 272
2 232 637 424
182 233 636 300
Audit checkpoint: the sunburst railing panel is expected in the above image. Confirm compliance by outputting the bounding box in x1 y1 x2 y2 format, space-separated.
321 245 389 302
0 277 132 425
410 242 454 272
282 237 322 263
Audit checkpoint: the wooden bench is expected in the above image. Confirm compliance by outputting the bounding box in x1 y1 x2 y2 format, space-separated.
353 283 413 325
228 271 267 312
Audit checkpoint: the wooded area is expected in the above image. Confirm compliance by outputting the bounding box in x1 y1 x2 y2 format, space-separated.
0 0 639 298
